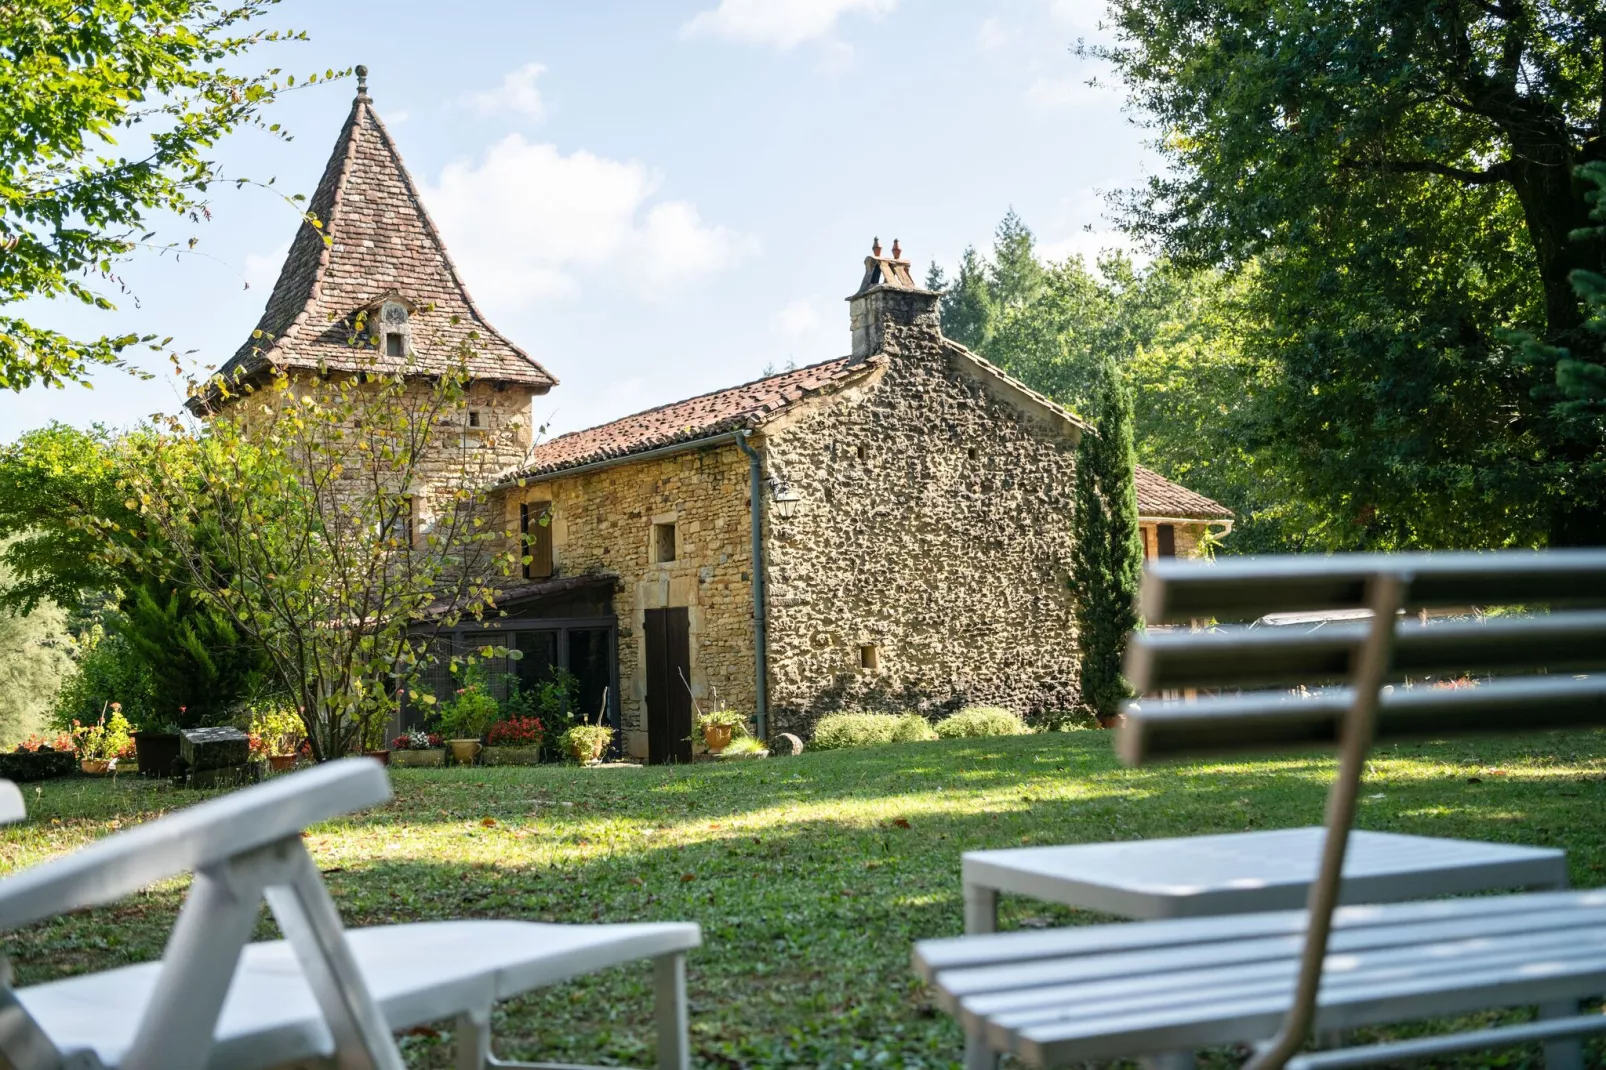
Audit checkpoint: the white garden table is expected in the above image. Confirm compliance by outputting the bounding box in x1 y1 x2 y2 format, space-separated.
960 826 1569 1069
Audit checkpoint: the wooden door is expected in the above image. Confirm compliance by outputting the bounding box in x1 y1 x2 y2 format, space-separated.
644 607 692 765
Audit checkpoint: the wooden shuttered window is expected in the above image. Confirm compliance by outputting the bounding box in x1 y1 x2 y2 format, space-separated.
520 501 553 579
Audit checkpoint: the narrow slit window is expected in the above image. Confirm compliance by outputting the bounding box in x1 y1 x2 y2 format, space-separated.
521 501 553 579
856 444 869 462
653 521 677 563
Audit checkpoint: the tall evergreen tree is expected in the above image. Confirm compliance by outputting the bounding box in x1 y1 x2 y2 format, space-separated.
989 209 1044 311
940 246 994 351
1071 352 1144 723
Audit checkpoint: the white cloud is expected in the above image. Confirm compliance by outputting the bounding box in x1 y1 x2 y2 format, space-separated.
469 62 547 119
771 297 824 339
978 17 1011 52
419 134 755 304
385 109 412 126
681 0 896 50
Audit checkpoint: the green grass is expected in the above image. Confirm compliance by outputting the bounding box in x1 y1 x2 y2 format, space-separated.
4 730 1606 1068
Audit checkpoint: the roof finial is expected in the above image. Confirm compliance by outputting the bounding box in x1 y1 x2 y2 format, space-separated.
872 236 882 257
891 238 902 260
355 64 369 98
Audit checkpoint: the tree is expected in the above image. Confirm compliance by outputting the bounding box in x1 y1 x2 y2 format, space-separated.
0 1 322 389
1071 353 1143 723
939 246 996 352
113 346 528 760
1096 0 1606 546
0 556 73 744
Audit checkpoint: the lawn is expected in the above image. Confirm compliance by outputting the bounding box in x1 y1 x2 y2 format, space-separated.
3 729 1606 1069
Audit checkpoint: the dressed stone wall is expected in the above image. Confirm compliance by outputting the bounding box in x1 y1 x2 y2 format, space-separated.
504 446 757 758
760 321 1081 733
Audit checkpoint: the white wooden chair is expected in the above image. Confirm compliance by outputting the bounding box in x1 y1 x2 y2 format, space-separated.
0 758 700 1070
915 550 1606 1069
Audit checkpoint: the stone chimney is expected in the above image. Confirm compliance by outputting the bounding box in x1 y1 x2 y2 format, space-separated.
846 237 941 359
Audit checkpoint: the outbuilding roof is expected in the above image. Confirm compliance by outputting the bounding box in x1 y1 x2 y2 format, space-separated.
1134 465 1234 521
189 71 552 413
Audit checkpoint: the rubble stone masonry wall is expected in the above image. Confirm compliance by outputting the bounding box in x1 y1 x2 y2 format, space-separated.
760 321 1082 734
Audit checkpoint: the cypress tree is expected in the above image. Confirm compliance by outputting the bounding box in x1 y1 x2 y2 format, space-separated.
1071 352 1144 723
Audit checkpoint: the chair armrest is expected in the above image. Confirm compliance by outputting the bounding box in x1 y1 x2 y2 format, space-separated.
0 781 23 826
0 759 390 932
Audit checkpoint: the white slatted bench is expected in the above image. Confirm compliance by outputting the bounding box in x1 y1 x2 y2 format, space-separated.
916 550 1606 1070
0 759 701 1070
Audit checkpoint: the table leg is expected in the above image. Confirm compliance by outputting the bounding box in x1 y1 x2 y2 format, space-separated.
1140 1053 1196 1070
963 884 1000 1070
1539 1000 1584 1070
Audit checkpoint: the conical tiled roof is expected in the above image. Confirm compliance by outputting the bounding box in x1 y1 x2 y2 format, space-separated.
191 75 553 412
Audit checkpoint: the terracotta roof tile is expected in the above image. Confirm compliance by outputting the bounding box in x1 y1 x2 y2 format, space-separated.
507 356 878 480
1135 465 1234 520
190 87 552 413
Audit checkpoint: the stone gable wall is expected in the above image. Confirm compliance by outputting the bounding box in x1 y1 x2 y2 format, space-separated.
759 322 1081 733
504 445 757 757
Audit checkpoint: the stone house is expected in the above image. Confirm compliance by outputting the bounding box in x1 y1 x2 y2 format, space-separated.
200 78 1233 761
487 243 1232 760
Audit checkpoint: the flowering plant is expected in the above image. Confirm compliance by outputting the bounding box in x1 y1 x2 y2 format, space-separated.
248 704 305 758
15 731 74 754
73 707 135 762
392 730 443 750
487 716 544 748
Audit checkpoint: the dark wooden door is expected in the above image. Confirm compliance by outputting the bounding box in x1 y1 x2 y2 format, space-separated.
644 607 692 765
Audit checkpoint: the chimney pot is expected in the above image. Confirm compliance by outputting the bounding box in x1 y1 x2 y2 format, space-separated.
891 238 902 260
872 236 882 257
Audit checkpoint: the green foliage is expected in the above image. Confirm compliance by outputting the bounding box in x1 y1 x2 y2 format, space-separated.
719 735 768 757
0 1 320 389
113 347 523 760
1072 354 1143 722
438 665 502 741
1096 0 1606 546
809 712 934 750
0 554 74 746
504 668 579 730
933 706 1027 739
49 628 160 733
695 708 749 731
245 700 304 757
113 578 264 729
557 723 613 762
71 708 133 762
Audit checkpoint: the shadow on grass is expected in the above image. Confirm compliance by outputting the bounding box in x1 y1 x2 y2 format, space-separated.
4 730 1606 1068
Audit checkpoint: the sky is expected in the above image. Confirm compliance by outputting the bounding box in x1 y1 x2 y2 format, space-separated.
0 0 1156 444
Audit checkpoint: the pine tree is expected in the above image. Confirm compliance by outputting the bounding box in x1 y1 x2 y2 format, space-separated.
941 246 995 351
1071 351 1144 723
989 209 1044 311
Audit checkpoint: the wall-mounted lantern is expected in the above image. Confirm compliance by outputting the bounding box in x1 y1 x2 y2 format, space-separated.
770 479 801 520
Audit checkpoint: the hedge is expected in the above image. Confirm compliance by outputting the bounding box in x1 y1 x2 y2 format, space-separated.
933 706 1028 739
810 712 935 750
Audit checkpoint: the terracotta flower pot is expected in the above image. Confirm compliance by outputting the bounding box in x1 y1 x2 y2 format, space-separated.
80 759 110 775
567 737 607 764
268 753 297 772
448 739 482 766
365 749 392 767
703 724 733 753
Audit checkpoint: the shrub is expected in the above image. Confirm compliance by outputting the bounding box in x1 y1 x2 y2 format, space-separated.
811 711 935 750
50 629 161 732
246 703 305 758
72 707 134 761
487 716 545 748
934 706 1028 739
720 735 768 758
393 730 442 750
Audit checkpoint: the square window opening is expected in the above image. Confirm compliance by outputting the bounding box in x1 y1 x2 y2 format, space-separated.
653 521 677 563
385 332 405 358
467 409 482 429
859 644 879 670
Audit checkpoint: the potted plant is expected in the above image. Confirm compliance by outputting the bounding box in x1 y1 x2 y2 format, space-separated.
485 716 544 766
73 705 134 775
248 704 306 773
391 730 446 767
694 709 747 754
558 722 613 764
132 708 183 780
438 668 501 765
